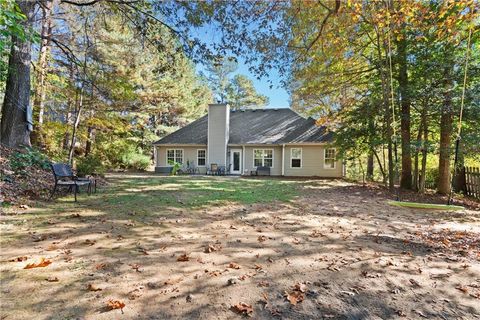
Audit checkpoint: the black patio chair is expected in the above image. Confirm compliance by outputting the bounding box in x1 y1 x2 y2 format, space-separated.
50 163 92 202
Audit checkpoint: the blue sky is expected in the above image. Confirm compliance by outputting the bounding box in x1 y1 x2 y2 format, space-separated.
228 59 290 109
193 26 290 109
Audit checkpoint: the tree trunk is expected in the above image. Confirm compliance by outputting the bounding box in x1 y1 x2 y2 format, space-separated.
63 110 71 150
68 87 84 164
397 36 412 189
419 115 428 194
437 67 454 194
85 126 95 156
413 119 423 191
373 149 386 184
366 152 374 181
33 0 54 129
375 30 394 190
0 1 35 148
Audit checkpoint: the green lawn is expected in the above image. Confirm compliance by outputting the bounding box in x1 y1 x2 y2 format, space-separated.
85 175 300 211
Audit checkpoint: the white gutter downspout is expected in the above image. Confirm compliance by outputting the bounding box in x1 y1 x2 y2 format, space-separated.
242 145 245 175
282 144 285 176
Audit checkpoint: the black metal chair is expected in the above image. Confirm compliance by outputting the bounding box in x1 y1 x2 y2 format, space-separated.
50 163 92 202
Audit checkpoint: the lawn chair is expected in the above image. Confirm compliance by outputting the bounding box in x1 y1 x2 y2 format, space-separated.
49 163 92 202
217 164 231 176
207 163 218 175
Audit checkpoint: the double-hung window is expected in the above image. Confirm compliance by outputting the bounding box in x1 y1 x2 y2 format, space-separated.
197 149 206 166
291 148 302 168
324 148 336 169
253 149 273 167
167 149 183 165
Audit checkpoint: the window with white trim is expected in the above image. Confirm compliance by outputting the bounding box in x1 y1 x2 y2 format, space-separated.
324 148 336 169
254 149 273 167
197 149 206 166
291 148 302 168
167 149 183 164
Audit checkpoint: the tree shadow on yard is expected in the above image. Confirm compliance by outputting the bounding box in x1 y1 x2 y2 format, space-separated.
1 174 479 319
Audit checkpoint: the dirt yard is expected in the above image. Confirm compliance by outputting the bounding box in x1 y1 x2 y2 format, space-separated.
1 174 479 319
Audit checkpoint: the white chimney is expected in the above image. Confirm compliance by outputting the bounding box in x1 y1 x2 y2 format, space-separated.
207 103 230 166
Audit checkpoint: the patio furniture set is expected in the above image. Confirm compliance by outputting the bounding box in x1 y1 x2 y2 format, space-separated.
177 163 271 176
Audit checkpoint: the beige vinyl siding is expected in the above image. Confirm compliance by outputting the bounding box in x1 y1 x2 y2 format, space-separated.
284 145 342 177
243 146 282 176
156 146 207 170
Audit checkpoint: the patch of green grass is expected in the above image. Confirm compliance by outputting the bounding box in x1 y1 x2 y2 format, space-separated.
388 201 464 211
21 176 301 227
114 176 300 208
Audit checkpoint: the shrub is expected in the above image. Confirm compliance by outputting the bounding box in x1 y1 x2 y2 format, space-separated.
77 155 105 176
121 152 151 171
10 147 50 173
168 160 181 175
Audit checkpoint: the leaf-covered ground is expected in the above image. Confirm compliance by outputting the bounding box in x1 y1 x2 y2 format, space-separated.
1 173 479 319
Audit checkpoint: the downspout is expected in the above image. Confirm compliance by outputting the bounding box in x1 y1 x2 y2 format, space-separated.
282 144 285 176
242 145 245 175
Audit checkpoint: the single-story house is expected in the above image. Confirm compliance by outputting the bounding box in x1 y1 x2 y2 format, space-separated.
153 104 343 177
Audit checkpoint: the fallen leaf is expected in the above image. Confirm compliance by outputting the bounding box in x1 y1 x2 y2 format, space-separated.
138 248 149 255
106 300 125 312
95 263 107 270
258 281 270 287
409 279 421 287
130 263 142 272
9 256 28 262
455 285 468 293
228 262 241 269
429 273 452 279
46 276 59 282
285 290 304 305
88 283 102 291
204 244 221 253
84 239 96 246
164 278 183 286
231 302 253 316
24 258 52 269
258 236 267 242
128 288 143 300
177 254 190 262
294 283 307 293
46 244 59 251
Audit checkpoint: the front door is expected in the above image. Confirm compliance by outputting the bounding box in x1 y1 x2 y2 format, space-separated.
230 149 242 174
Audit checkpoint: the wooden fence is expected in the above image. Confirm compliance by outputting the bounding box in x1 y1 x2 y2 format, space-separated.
464 166 480 199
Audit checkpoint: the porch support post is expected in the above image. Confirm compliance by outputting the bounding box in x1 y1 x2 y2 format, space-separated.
282 144 285 176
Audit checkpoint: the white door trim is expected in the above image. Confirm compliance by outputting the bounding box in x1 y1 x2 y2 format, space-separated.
230 149 242 174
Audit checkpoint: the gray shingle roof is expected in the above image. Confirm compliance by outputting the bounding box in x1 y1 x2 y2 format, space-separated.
153 108 333 145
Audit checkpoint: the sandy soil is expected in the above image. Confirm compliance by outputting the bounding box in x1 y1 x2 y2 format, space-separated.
1 176 479 320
